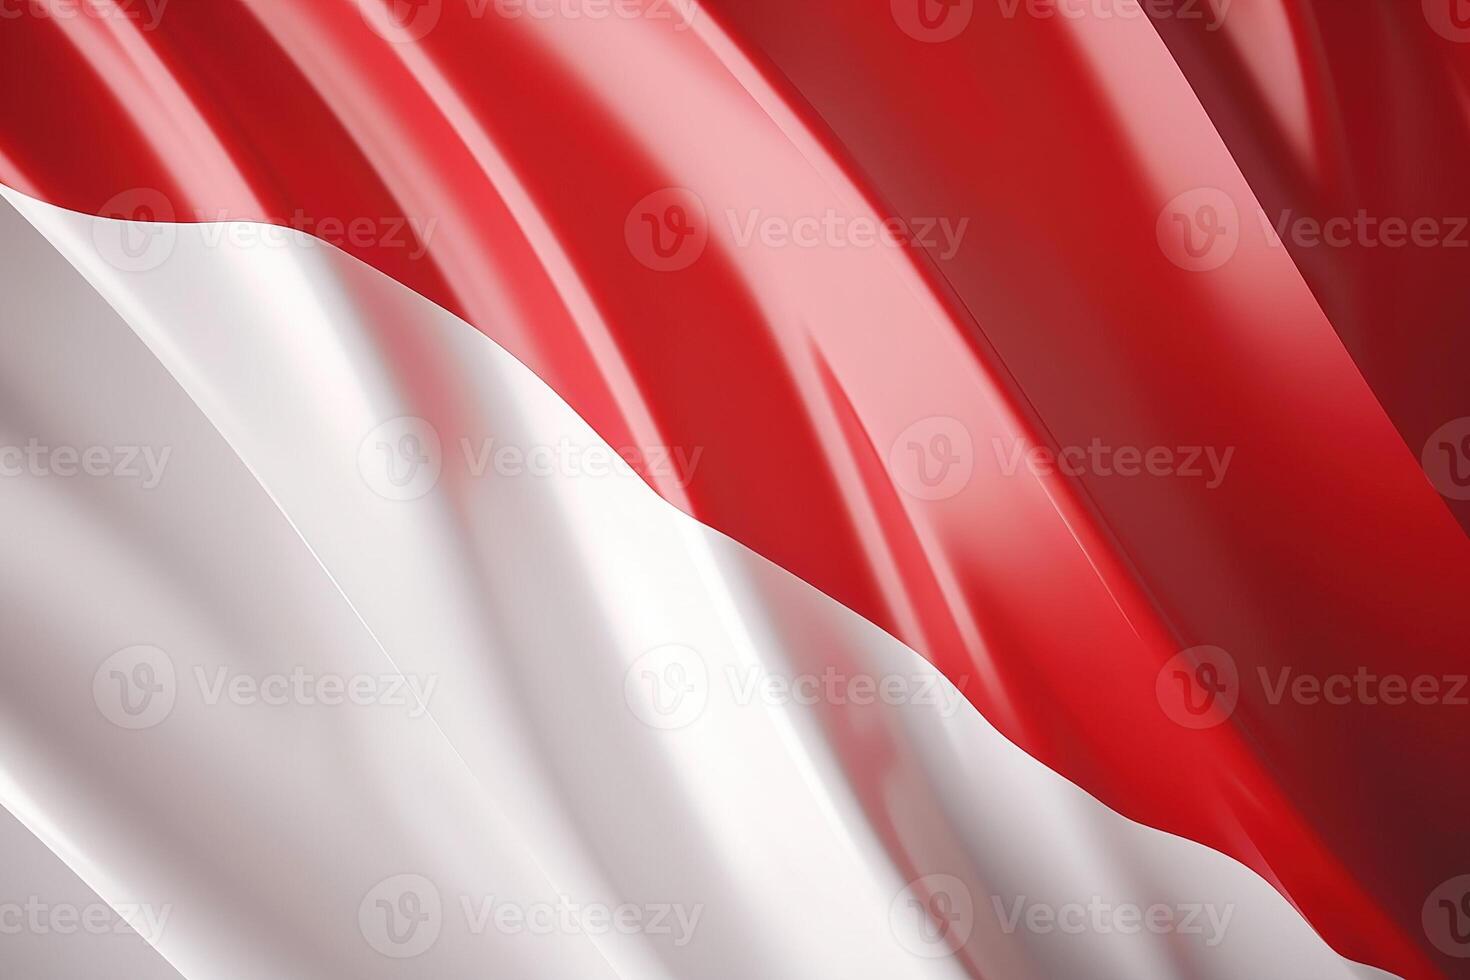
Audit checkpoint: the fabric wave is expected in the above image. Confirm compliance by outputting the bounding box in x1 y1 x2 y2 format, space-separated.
1 2 1467 977
0 189 1396 980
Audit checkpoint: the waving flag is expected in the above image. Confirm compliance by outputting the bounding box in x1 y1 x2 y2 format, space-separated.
1 2 1468 977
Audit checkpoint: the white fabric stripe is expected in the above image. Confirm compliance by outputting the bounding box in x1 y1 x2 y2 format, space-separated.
0 805 184 979
0 194 624 980
0 187 1395 980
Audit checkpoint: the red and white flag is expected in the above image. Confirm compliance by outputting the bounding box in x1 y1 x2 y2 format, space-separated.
1 2 1468 977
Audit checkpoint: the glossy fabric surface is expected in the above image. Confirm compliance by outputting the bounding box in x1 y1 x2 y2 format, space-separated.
1 3 1467 977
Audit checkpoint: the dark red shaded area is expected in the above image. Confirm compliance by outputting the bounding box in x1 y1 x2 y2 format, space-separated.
1144 0 1470 535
